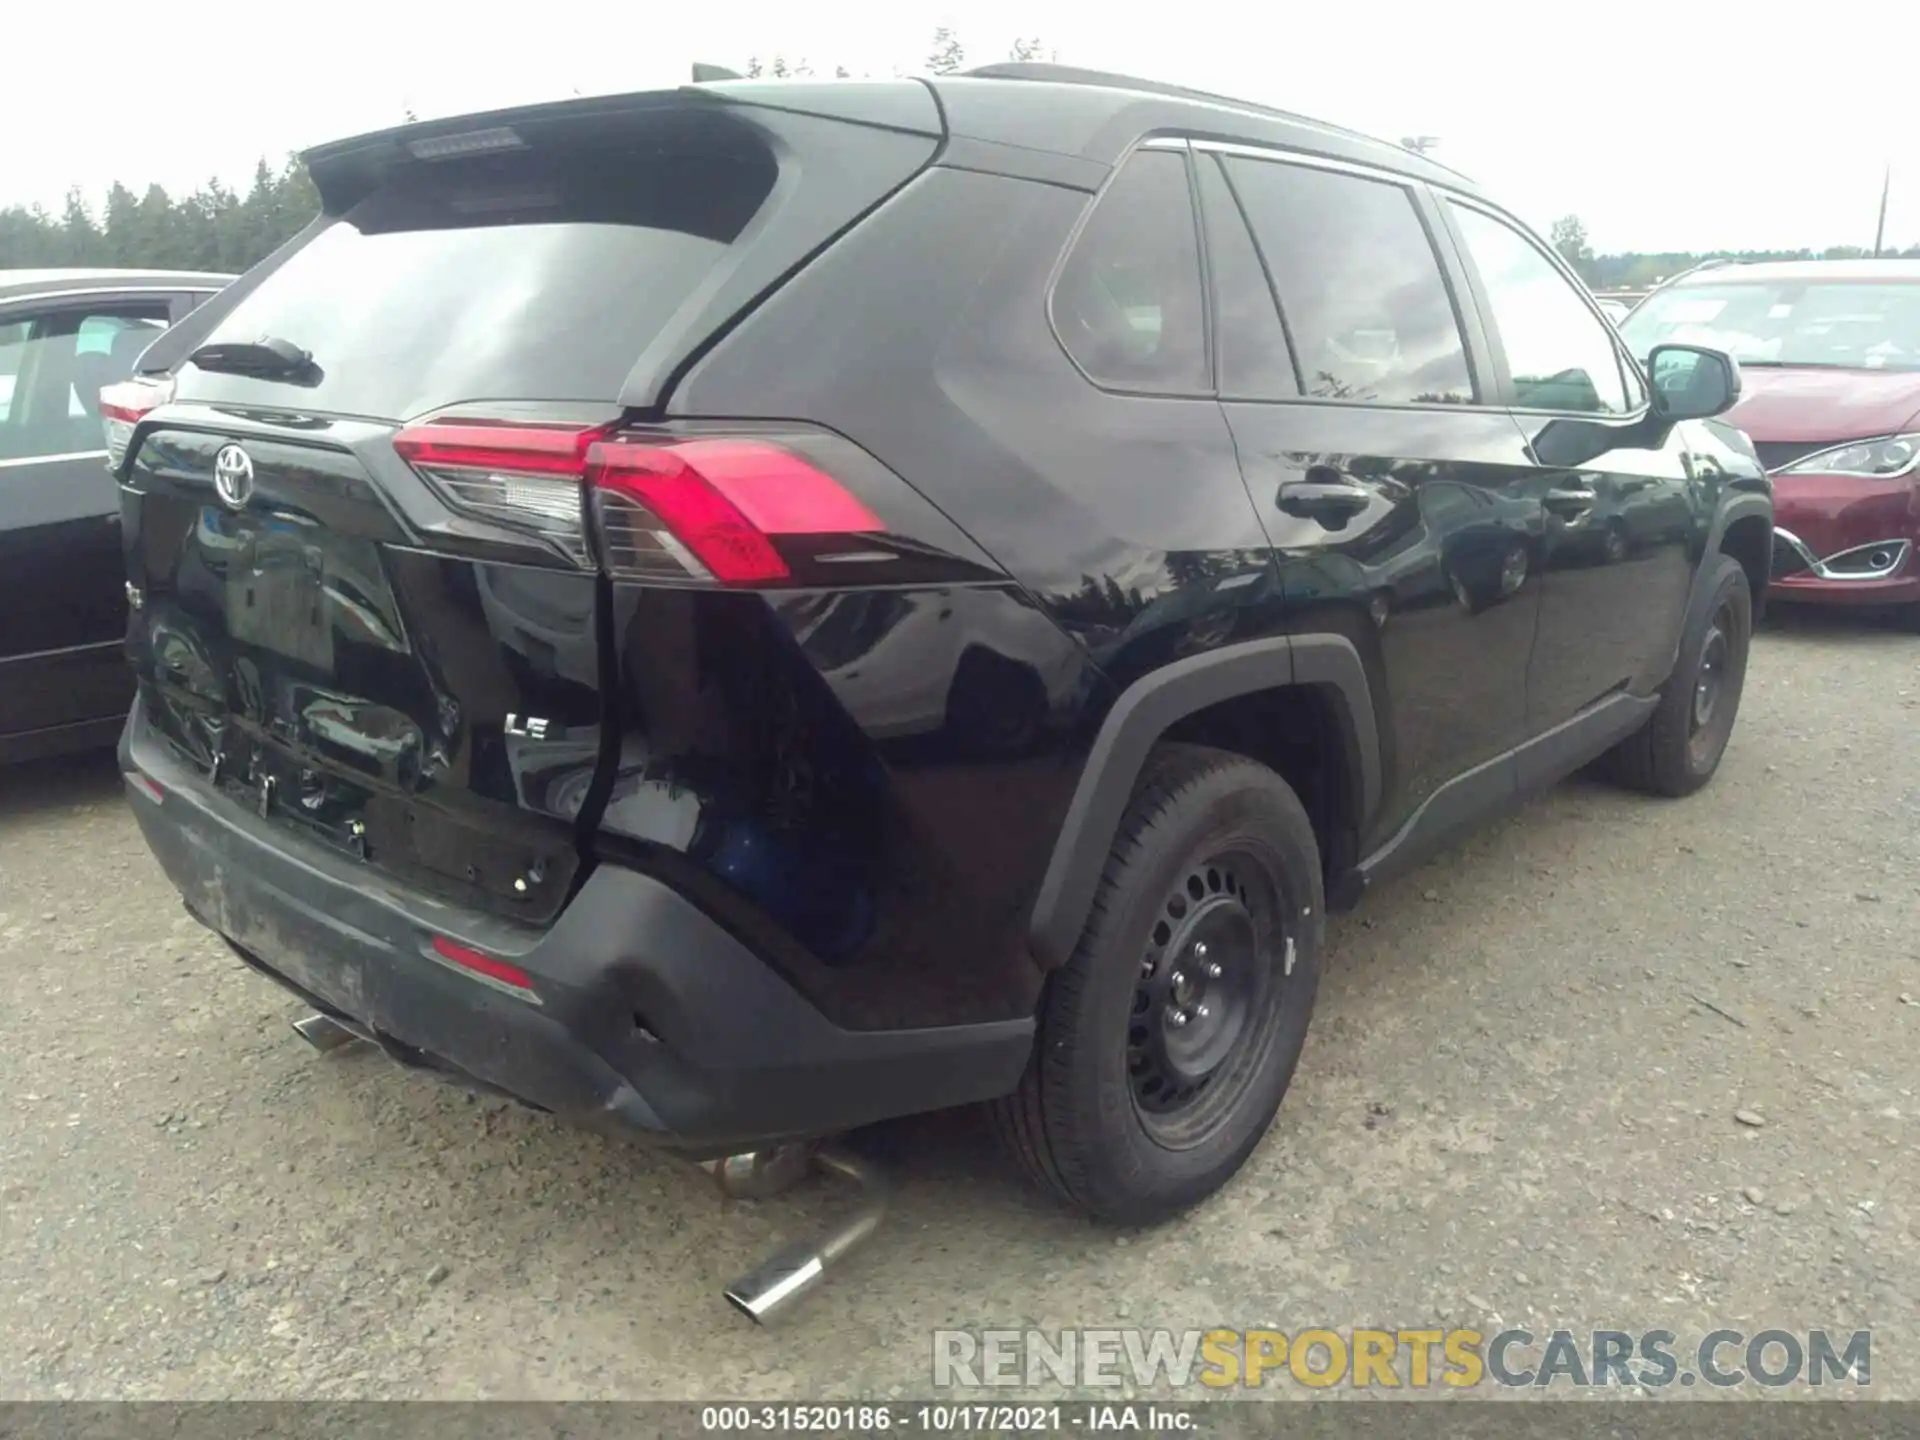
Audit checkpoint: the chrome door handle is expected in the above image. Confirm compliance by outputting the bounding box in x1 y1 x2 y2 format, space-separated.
1277 475 1373 523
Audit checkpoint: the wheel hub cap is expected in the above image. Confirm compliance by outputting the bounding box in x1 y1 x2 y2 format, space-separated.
1500 547 1527 593
1694 624 1728 731
1130 861 1268 1113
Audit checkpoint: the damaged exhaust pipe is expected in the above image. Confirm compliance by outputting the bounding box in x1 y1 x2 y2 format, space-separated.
704 1145 888 1325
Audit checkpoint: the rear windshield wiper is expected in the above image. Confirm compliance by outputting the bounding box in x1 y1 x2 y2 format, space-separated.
187 334 318 381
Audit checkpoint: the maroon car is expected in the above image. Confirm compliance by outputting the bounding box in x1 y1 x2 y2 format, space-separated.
1621 260 1920 624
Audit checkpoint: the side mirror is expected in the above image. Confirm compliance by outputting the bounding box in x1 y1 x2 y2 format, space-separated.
1647 343 1741 421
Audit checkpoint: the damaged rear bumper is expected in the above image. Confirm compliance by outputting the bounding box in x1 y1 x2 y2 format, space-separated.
120 699 1033 1154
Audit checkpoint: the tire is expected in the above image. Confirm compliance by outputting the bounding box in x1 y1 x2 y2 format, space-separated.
992 743 1324 1224
1601 522 1628 565
945 646 1048 758
1445 542 1526 615
1602 554 1752 797
1498 540 1530 596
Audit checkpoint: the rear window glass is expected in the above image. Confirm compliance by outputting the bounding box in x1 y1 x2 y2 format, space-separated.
180 137 778 420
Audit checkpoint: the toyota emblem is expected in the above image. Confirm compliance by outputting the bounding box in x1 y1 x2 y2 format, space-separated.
213 444 256 510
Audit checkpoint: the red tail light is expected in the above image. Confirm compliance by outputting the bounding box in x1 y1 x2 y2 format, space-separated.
591 437 884 584
429 935 538 998
99 376 173 469
391 418 885 585
389 420 595 476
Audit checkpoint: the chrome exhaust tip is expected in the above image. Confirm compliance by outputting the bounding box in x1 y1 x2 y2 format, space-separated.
716 1147 888 1325
290 1012 361 1053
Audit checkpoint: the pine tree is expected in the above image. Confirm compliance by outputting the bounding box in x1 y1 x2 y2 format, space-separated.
59 189 102 266
927 27 965 74
101 184 140 264
133 185 177 267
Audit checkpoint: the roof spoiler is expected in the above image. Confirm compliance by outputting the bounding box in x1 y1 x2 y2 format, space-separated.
300 90 757 213
693 63 744 82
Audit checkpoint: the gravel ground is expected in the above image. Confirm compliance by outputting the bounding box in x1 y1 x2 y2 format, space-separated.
2 609 1915 1402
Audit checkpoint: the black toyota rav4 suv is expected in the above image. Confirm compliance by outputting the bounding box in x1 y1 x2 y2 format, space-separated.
112 64 1772 1224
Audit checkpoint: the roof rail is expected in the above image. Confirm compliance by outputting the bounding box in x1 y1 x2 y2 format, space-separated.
956 62 1477 181
957 63 1364 137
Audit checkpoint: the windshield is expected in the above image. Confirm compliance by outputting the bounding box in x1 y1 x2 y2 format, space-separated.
1619 280 1920 371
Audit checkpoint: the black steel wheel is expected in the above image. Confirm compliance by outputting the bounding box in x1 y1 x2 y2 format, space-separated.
992 744 1323 1224
1127 852 1291 1144
1498 542 1529 596
1602 554 1752 797
1687 604 1734 769
1602 522 1629 564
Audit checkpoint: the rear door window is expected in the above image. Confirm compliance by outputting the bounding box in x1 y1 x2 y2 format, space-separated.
1195 154 1299 400
1051 149 1211 395
69 314 168 415
0 302 170 461
1222 156 1475 406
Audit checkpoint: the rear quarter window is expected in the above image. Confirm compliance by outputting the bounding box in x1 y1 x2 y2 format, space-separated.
1050 149 1211 396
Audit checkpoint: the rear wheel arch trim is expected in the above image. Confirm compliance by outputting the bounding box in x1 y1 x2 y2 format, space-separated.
1026 633 1379 971
1291 635 1381 822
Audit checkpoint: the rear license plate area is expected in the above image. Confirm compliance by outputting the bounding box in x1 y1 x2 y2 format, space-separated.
221 514 336 672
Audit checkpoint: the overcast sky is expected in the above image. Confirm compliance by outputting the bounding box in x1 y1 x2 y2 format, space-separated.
11 0 1919 254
